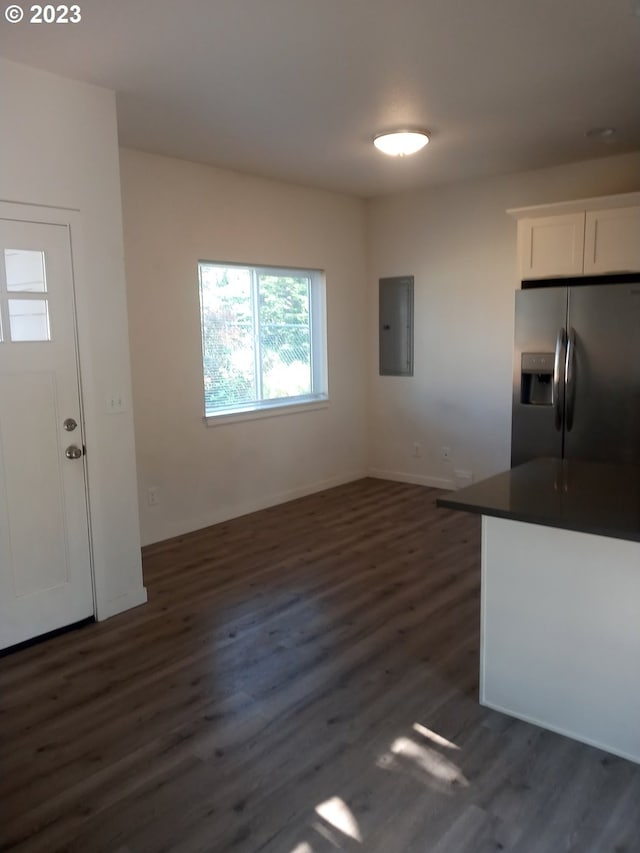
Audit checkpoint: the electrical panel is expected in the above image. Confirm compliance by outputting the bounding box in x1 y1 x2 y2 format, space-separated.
379 276 414 376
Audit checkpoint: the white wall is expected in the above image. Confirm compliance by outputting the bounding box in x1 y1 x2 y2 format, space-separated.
119 149 368 546
367 151 640 488
0 59 146 618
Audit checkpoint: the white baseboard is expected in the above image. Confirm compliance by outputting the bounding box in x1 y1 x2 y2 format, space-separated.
141 470 367 547
95 585 148 621
480 697 640 766
367 467 455 491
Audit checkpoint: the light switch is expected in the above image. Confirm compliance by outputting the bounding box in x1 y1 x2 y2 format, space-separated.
106 394 126 414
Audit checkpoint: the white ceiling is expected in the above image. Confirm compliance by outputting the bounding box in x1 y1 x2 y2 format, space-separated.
2 0 639 197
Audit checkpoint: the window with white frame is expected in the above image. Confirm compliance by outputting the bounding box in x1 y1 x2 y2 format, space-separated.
198 262 328 421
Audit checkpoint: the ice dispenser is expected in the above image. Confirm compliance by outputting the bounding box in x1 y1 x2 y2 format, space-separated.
520 352 554 405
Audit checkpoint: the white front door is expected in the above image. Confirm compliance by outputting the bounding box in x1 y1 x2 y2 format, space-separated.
0 218 93 649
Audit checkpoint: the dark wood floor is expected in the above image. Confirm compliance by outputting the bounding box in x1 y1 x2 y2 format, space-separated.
2 478 640 852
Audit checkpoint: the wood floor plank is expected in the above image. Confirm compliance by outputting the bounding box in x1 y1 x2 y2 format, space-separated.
2 478 639 852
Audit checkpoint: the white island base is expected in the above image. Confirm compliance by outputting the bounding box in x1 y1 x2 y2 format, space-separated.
481 516 640 764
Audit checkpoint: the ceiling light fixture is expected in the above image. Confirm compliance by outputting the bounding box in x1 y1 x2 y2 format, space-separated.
373 130 430 157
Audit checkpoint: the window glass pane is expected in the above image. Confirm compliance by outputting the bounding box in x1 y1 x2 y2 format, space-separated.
258 275 312 399
199 266 256 410
198 262 325 418
8 299 51 342
4 250 47 292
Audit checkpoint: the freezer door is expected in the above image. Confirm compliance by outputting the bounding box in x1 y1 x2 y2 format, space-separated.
511 288 568 466
564 283 640 463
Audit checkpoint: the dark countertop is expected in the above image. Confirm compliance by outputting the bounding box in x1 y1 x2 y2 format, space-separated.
436 458 640 542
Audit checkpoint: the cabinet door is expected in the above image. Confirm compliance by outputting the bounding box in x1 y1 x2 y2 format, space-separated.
518 213 585 279
584 207 640 274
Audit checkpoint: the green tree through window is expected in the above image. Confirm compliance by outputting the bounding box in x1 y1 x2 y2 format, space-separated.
198 263 327 418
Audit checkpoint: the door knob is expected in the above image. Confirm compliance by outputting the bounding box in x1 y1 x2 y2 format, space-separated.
63 418 78 432
65 445 83 460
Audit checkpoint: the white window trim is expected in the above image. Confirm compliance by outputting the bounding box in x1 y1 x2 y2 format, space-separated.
203 395 329 427
199 262 329 423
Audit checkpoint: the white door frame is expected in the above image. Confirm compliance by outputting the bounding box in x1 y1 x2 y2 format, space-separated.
0 199 97 619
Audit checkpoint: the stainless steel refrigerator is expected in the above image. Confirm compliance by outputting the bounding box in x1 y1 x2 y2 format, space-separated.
511 280 640 467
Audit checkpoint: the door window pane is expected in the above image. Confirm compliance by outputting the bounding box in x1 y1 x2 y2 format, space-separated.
4 250 47 292
8 299 51 342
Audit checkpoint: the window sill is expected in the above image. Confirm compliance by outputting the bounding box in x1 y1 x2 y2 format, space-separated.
203 397 329 427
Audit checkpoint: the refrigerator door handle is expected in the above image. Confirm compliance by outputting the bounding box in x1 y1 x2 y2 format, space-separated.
553 327 566 431
565 327 576 432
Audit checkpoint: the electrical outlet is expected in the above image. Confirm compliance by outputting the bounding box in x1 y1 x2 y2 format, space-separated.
441 446 452 462
412 442 422 458
147 486 160 506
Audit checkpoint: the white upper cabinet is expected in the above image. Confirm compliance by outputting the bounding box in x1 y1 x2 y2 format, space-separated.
509 193 640 280
584 207 640 274
518 213 585 279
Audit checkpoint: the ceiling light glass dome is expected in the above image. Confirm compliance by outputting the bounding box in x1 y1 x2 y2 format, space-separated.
373 130 430 156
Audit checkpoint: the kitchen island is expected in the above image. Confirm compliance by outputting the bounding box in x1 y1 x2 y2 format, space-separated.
437 458 640 764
